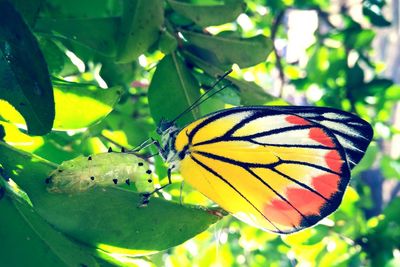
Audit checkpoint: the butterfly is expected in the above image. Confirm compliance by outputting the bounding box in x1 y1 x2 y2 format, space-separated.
153 105 373 234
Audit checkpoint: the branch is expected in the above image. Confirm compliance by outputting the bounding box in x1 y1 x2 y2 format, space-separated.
271 9 287 97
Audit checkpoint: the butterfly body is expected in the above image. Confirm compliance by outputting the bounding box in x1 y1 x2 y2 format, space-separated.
159 106 373 233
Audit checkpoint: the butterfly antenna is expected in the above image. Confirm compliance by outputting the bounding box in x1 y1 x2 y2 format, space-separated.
186 82 233 113
171 69 233 124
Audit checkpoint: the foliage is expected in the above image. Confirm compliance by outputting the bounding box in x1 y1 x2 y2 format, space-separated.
0 0 399 266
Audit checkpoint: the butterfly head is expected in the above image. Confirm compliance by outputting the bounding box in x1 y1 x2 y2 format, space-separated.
156 118 175 135
156 118 181 165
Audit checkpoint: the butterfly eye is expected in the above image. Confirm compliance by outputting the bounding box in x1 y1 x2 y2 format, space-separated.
157 119 174 134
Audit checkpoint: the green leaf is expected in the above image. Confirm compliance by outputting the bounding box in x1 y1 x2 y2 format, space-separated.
148 53 201 126
0 80 123 130
306 46 330 83
346 63 364 91
385 258 400 267
99 60 137 88
352 29 376 50
182 50 276 105
0 141 221 255
37 37 69 76
191 71 241 106
158 29 178 55
167 0 245 27
94 249 155 267
230 77 276 105
363 1 391 27
380 156 400 179
182 30 273 68
282 226 328 246
52 80 123 130
9 0 43 26
38 0 122 19
385 84 400 100
0 180 98 267
353 78 393 99
117 0 164 63
0 1 54 135
352 142 378 176
35 17 120 57
362 197 400 266
103 113 153 147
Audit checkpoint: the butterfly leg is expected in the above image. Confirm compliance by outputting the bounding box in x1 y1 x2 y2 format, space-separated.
138 165 174 207
130 138 154 153
150 138 167 157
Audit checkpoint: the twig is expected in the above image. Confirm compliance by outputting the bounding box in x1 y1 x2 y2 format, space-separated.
271 9 287 98
315 7 335 29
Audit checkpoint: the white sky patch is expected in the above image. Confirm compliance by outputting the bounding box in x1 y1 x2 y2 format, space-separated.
306 84 324 102
347 50 359 68
327 239 337 252
218 230 228 244
394 248 400 259
286 10 318 64
375 122 391 138
237 13 253 31
365 96 377 105
236 255 246 264
65 50 85 72
324 38 342 48
138 54 148 67
94 64 108 88
319 217 334 227
256 5 267 16
243 70 255 81
184 239 198 256
287 250 296 260
66 129 87 136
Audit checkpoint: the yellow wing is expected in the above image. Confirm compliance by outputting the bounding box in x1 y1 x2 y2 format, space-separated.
173 107 372 233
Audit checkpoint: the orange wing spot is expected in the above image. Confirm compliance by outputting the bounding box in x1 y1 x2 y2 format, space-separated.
285 115 311 126
270 199 293 210
309 128 335 147
325 150 343 173
286 188 325 215
264 199 302 227
312 174 340 198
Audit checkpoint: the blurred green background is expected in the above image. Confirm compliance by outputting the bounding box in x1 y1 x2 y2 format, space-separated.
0 0 399 266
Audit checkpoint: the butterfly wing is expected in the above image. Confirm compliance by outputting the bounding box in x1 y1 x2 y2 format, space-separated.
173 106 372 233
269 106 373 169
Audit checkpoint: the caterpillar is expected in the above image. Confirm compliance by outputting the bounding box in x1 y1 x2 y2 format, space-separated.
46 150 154 194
